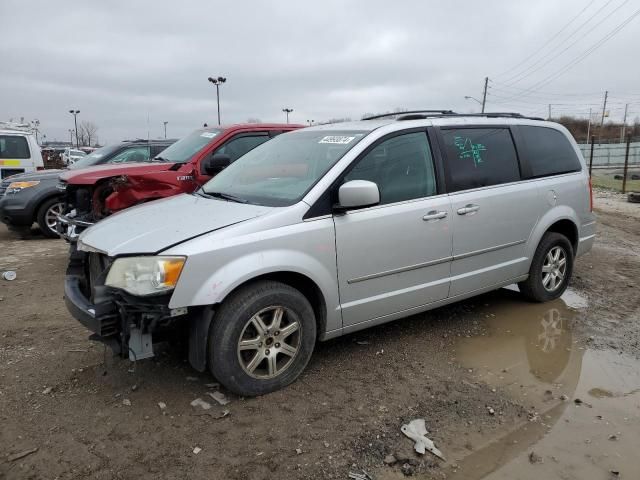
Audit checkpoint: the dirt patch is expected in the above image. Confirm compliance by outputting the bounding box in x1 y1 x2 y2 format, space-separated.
1 190 639 479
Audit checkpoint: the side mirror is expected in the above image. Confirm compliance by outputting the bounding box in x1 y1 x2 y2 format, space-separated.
337 180 380 210
203 153 231 175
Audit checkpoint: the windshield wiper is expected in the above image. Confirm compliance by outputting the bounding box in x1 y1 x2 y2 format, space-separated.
152 156 170 162
202 191 249 204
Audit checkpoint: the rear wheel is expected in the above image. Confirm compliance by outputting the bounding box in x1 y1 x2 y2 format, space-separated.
36 197 64 238
208 280 316 396
519 232 574 302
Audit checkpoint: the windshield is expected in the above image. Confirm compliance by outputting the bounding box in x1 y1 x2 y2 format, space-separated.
70 150 86 156
69 144 120 169
201 129 368 206
154 128 222 162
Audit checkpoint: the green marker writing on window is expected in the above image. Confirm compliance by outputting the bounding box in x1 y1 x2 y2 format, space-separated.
454 136 486 167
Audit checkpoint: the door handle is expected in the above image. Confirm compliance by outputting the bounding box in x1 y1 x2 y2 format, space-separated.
423 210 448 221
457 204 480 215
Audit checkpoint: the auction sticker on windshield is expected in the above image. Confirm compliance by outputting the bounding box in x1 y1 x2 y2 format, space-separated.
318 136 355 144
201 132 218 138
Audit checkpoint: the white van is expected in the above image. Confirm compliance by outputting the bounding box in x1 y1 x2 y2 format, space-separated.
0 123 44 179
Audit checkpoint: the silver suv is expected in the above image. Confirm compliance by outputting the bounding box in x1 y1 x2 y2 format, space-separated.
65 112 596 396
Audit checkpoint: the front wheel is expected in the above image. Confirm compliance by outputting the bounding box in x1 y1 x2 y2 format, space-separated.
519 232 574 302
208 280 316 396
36 197 64 238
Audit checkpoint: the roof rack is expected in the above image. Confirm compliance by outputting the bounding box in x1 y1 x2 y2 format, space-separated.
362 110 455 120
440 112 546 121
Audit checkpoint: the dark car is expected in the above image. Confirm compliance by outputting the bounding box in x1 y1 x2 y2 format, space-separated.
0 139 176 238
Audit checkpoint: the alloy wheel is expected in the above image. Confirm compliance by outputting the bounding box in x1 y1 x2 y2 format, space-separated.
541 246 567 292
237 306 301 379
45 202 64 234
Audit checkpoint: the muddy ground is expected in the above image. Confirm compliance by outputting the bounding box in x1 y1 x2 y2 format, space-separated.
0 189 638 480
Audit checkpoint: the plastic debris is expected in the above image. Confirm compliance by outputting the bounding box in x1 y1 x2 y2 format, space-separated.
383 454 397 465
295 448 302 455
205 382 220 389
193 446 202 455
487 406 496 415
42 387 53 395
7 448 38 462
158 402 167 410
401 419 445 460
207 391 230 406
2 271 16 281
122 398 131 406
348 470 373 480
190 398 212 410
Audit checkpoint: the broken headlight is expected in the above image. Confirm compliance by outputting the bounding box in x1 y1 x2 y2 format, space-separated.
105 256 186 296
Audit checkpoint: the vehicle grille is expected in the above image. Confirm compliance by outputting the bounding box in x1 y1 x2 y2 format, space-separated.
87 252 110 298
0 179 11 196
86 252 118 337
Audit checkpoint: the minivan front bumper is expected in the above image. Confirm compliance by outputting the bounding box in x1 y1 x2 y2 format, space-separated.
64 249 186 360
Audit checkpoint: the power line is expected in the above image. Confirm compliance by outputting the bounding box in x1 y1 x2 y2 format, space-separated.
496 0 599 78
494 6 640 103
500 0 628 86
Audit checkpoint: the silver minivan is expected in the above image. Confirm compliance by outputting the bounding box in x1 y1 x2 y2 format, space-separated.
65 112 596 396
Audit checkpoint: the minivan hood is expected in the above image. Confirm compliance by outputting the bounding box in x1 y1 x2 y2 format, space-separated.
78 193 273 256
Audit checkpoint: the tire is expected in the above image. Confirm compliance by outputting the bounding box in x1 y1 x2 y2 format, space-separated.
518 232 574 303
208 280 316 396
628 192 640 204
36 197 64 238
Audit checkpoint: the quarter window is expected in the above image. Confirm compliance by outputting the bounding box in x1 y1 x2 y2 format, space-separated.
344 132 437 205
519 126 581 178
441 128 520 192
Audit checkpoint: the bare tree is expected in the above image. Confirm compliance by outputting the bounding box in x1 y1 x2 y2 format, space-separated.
78 121 99 146
246 117 261 123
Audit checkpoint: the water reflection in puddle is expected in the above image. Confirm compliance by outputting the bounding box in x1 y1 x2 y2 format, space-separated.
451 287 640 480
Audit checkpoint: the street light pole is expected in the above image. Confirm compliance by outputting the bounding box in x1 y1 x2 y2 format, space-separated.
163 121 168 139
282 108 293 123
207 76 227 125
464 96 483 111
69 109 80 148
68 129 74 146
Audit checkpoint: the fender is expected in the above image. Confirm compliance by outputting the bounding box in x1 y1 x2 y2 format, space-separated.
170 248 342 333
526 205 580 263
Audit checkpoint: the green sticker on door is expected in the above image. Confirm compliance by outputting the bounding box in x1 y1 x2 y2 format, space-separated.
453 136 486 167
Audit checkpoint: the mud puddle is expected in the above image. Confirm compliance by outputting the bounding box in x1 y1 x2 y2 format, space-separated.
448 287 640 479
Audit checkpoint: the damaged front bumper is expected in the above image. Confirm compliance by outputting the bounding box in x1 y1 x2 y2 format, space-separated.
64 249 188 361
56 211 94 243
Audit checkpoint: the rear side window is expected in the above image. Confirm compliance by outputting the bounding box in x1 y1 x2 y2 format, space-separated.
109 146 150 163
441 128 520 192
214 134 270 162
0 135 30 159
519 126 581 178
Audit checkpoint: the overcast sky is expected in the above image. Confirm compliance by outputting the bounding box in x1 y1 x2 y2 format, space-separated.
1 0 639 144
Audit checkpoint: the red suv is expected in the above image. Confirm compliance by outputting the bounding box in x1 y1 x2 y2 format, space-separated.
57 124 301 240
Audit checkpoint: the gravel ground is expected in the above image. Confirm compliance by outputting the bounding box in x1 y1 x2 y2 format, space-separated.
0 189 638 480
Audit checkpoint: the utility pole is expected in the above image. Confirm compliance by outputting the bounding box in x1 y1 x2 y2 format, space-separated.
598 91 608 144
481 77 488 114
586 107 592 142
163 121 168 139
69 109 80 148
621 103 629 143
548 104 552 121
282 108 293 124
207 76 227 125
68 129 74 146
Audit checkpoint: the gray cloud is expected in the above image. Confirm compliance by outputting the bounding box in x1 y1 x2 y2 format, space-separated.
1 0 638 144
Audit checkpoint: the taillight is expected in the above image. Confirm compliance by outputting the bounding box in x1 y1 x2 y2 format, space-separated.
588 177 593 212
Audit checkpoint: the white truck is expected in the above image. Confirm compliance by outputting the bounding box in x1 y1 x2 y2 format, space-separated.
0 122 44 180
